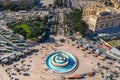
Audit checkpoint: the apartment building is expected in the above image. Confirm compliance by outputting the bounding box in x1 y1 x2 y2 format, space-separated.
82 2 120 37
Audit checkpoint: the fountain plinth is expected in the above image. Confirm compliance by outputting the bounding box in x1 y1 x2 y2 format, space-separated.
46 51 78 73
51 53 69 67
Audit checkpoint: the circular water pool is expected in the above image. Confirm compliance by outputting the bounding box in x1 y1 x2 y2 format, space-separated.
46 51 77 73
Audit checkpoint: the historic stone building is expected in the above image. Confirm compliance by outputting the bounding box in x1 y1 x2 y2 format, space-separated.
82 2 120 37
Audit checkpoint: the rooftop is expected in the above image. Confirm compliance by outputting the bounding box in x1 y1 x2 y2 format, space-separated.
97 7 120 16
84 2 120 17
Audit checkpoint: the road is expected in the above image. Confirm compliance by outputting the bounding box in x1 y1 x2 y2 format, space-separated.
76 38 108 56
70 0 80 9
57 9 64 35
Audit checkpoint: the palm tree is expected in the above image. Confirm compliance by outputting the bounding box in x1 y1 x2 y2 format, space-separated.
0 60 2 63
2 64 4 67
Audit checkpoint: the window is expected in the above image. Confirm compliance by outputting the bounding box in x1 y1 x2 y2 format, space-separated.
111 22 115 26
96 25 98 28
97 18 100 21
100 24 104 28
113 16 116 18
101 17 105 20
118 15 120 17
108 17 111 19
105 23 109 27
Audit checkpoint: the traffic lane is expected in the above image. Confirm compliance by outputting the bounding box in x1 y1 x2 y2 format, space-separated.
78 38 107 54
84 39 107 53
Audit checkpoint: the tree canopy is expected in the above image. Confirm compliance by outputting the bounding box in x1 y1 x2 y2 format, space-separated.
68 9 86 36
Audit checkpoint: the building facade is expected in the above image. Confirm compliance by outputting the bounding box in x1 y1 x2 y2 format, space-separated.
82 2 120 37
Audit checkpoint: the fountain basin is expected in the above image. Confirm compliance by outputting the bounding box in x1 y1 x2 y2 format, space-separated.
46 51 77 73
